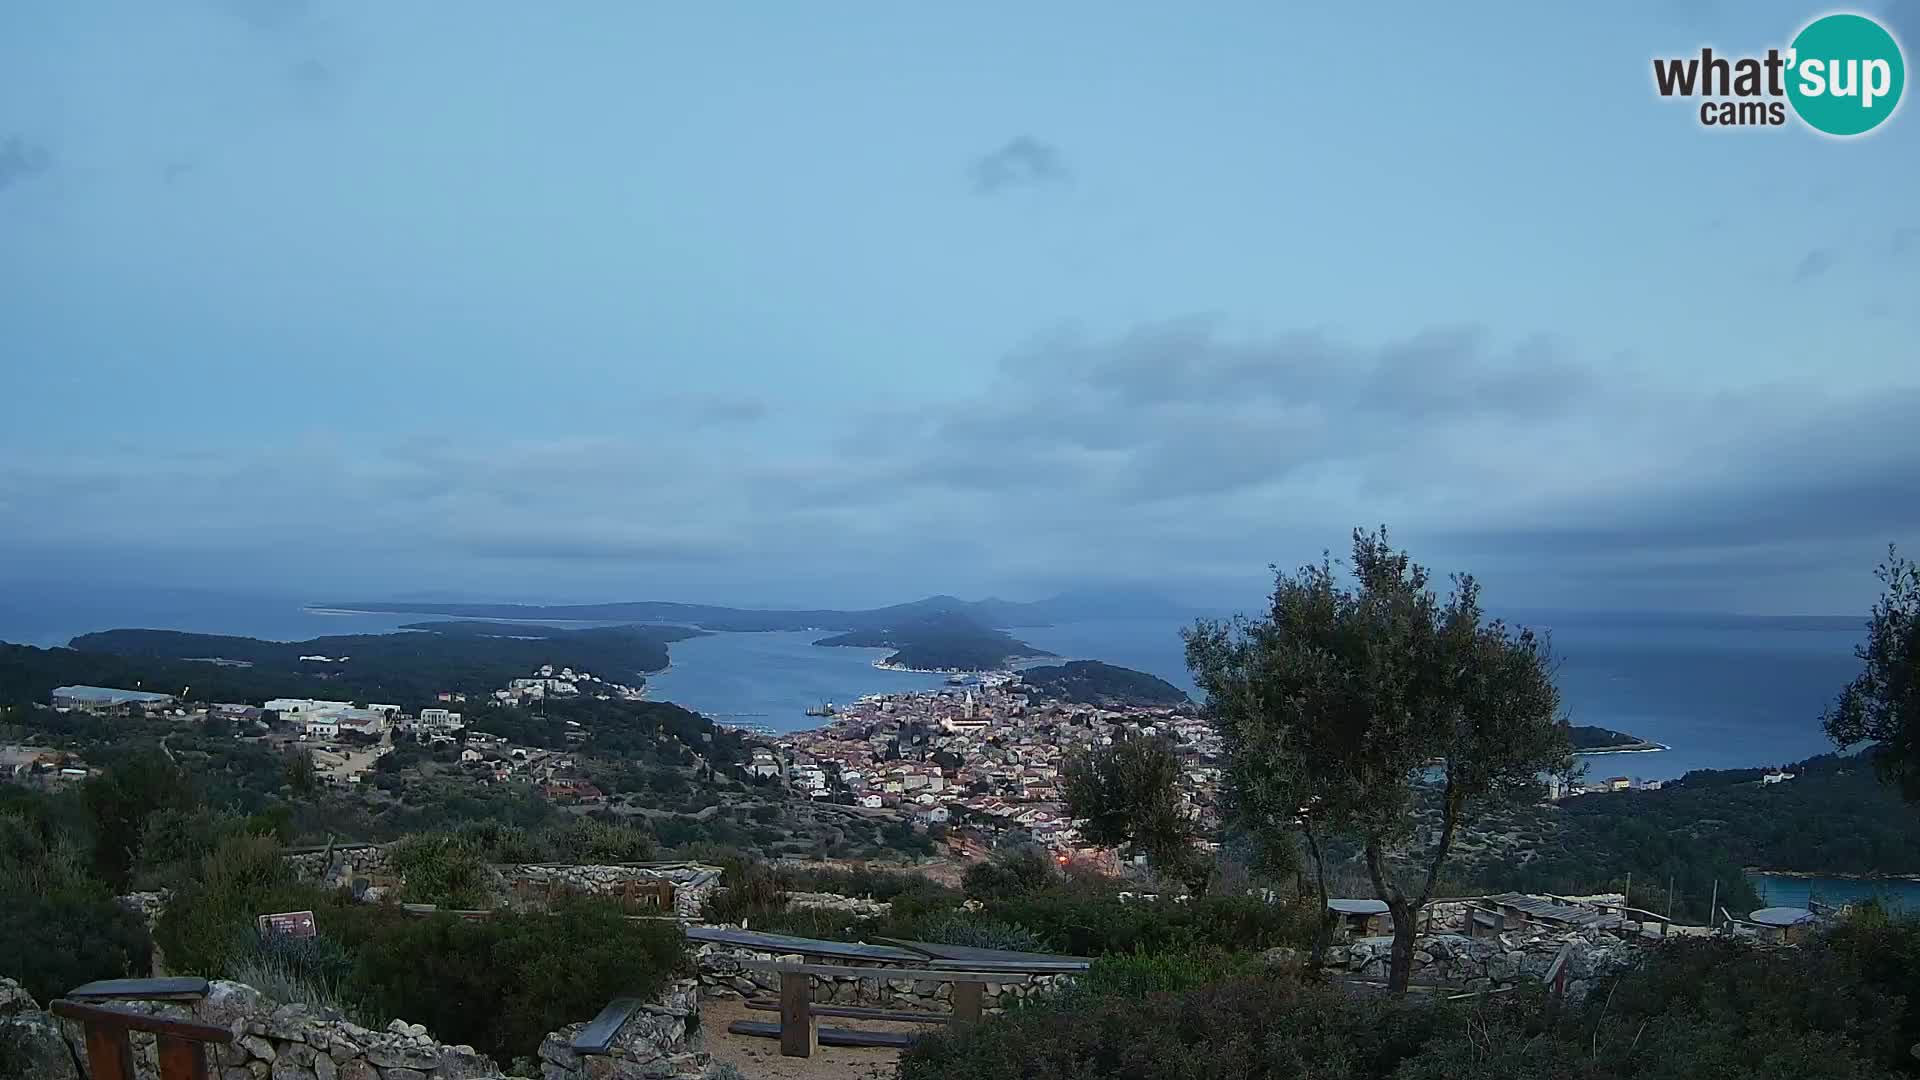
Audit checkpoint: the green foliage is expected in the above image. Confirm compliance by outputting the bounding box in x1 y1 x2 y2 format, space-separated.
82 756 198 889
387 832 492 908
1016 660 1190 706
153 833 330 976
0 890 153 1006
902 926 1920 1080
1824 545 1920 801
226 930 361 1019
961 847 1061 901
1074 946 1267 998
1061 735 1205 891
914 913 1049 953
813 611 1052 671
347 899 684 1062
1188 527 1573 991
545 816 655 863
986 890 1313 957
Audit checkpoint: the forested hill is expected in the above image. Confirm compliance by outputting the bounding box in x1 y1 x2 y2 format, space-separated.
0 623 698 708
1016 661 1190 707
320 587 1188 631
812 612 1054 672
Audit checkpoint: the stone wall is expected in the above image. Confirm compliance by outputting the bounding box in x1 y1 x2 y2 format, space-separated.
0 976 718 1080
693 945 1071 1015
283 844 394 887
535 979 708 1080
780 892 891 919
501 864 721 920
1325 925 1633 1002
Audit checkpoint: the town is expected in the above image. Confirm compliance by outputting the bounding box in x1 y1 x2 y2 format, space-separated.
760 674 1221 860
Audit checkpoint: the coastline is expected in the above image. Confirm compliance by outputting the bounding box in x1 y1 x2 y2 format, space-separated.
1573 741 1670 756
1746 868 1920 882
872 658 994 676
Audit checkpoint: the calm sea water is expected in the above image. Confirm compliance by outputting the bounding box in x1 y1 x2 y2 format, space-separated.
0 586 1868 781
1748 872 1920 913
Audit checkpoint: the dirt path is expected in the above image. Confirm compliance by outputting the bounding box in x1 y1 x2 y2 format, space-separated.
699 997 933 1080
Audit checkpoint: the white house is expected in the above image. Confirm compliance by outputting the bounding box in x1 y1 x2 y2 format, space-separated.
304 718 340 738
860 794 885 809
1762 770 1796 785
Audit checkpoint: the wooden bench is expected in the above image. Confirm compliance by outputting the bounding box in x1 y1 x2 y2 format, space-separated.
50 999 233 1080
569 997 644 1055
725 961 1033 1058
68 978 211 1002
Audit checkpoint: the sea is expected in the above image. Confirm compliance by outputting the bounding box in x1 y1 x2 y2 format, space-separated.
5 582 1915 909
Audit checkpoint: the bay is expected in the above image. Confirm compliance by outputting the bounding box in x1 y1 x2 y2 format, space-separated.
1747 872 1920 914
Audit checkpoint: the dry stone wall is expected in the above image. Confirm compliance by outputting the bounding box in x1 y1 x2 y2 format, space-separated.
535 979 707 1080
694 944 1071 1014
1325 926 1634 1002
502 865 721 920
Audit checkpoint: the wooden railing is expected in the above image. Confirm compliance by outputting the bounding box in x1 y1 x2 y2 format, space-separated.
49 999 233 1080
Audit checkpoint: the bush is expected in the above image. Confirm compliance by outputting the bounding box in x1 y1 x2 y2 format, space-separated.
546 817 655 863
347 898 685 1062
0 890 152 1005
388 832 492 908
915 914 1050 954
226 930 360 1019
961 847 1059 901
153 833 330 976
984 891 1311 957
1074 946 1267 999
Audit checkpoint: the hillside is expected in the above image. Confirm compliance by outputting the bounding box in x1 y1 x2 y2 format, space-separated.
813 612 1055 672
320 588 1188 632
1017 660 1190 707
1568 724 1659 751
3 623 699 708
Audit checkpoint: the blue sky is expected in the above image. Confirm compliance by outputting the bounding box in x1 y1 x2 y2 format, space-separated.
1 0 1915 613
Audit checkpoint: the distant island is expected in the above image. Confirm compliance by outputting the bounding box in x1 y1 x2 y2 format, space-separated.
315 588 1188 633
812 611 1054 672
1567 724 1665 753
2 623 701 708
1017 660 1190 707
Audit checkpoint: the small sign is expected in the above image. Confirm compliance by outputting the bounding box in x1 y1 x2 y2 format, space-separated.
257 910 317 939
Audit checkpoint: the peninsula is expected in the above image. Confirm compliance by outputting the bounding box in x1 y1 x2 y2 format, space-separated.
812 611 1054 672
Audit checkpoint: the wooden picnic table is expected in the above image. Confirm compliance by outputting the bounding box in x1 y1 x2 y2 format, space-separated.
728 960 1035 1057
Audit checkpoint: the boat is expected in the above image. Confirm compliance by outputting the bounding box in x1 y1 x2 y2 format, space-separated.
804 701 836 717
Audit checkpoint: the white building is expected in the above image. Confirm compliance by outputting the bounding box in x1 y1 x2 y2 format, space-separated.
304 718 340 738
266 698 352 717
411 708 464 733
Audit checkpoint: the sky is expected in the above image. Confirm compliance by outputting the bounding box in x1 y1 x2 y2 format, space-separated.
1 0 1916 615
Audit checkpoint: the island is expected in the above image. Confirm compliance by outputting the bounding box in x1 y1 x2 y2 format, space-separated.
1567 724 1665 753
812 611 1054 672
1015 660 1190 707
14 622 702 707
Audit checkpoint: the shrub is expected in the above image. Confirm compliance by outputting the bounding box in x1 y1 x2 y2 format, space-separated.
961 847 1059 901
0 890 152 1005
451 820 551 863
226 930 360 1019
546 817 655 863
915 914 1050 954
153 833 330 976
347 898 684 1062
984 891 1311 957
1075 946 1266 998
388 832 492 908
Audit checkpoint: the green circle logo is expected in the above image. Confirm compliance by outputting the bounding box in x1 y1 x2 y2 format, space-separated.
1786 13 1905 136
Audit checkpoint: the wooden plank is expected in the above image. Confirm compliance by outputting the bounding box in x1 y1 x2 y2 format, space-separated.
570 997 642 1054
921 958 1088 974
156 1034 209 1080
83 1022 134 1080
736 960 1032 983
68 978 210 1001
745 999 953 1024
50 1001 235 1044
876 937 1092 968
779 973 816 1058
952 981 984 1024
727 1021 917 1050
685 926 925 963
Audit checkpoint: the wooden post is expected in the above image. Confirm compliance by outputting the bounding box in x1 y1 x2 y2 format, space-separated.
1709 881 1719 932
952 980 985 1024
83 1023 136 1080
779 973 816 1058
156 1035 208 1080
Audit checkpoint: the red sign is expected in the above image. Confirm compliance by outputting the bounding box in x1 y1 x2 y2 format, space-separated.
257 910 317 939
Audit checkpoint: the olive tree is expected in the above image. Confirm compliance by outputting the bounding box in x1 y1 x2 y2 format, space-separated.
1823 545 1920 799
1061 732 1209 893
1188 528 1570 993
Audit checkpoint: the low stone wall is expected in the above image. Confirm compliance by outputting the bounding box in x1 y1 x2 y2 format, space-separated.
501 864 721 920
1326 926 1633 1002
284 844 394 886
781 892 891 918
693 944 1071 1014
535 979 707 1080
0 976 717 1080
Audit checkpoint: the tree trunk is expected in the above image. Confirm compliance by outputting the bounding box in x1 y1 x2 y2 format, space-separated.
1386 898 1417 994
1302 820 1334 968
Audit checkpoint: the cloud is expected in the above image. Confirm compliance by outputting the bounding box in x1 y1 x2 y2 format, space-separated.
970 136 1068 194
1792 248 1836 282
0 137 51 193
